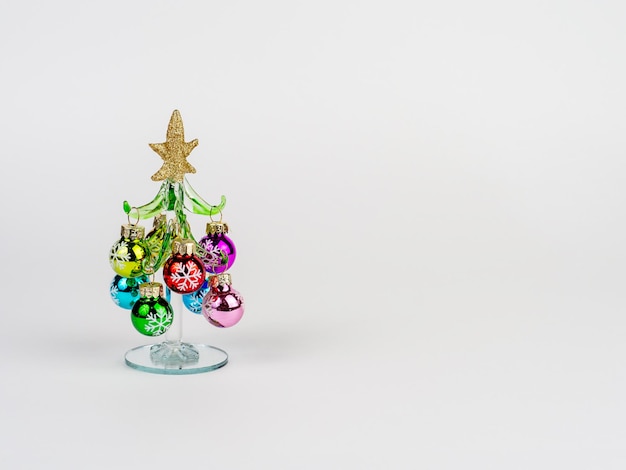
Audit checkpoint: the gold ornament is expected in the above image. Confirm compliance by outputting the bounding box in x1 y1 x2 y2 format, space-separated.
149 110 198 182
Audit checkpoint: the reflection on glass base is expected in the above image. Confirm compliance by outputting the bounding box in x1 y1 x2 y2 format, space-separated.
125 342 228 375
151 341 199 365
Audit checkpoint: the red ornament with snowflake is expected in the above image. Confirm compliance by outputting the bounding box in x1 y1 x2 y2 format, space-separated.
163 238 206 294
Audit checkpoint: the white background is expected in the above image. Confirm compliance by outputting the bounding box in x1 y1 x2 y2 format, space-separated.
1 0 625 468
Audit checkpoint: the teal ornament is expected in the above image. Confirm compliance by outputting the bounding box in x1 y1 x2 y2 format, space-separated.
110 274 150 310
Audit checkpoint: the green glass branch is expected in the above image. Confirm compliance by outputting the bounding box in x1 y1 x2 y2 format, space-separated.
123 184 168 220
123 178 226 270
183 178 226 216
124 179 225 220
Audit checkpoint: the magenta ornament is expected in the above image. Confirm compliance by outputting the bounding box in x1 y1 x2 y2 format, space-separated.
198 221 236 274
202 273 244 328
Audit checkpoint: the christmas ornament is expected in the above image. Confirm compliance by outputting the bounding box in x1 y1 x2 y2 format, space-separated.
198 220 237 274
182 278 210 314
131 282 173 336
202 273 245 328
109 224 148 278
110 274 150 309
163 238 206 294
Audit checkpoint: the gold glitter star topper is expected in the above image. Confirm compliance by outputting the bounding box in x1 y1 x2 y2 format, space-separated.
149 110 198 182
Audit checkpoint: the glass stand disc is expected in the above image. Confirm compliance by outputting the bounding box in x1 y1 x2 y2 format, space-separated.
125 341 228 375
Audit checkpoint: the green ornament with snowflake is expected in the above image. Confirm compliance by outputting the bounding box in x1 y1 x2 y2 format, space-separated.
131 283 174 336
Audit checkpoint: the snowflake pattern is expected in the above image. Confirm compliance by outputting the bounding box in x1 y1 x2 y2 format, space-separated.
169 260 204 291
144 309 173 336
110 284 120 305
110 240 130 263
199 241 225 270
188 291 205 312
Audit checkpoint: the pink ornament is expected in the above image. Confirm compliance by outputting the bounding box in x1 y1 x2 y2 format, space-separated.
202 274 244 328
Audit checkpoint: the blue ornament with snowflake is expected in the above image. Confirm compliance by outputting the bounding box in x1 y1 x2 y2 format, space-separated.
110 274 150 309
182 279 210 314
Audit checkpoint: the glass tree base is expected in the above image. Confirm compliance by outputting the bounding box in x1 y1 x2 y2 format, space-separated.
125 341 228 375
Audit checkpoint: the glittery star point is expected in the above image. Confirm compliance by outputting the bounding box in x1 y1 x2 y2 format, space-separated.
149 110 198 182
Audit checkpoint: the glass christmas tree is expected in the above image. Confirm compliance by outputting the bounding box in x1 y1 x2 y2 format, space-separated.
108 110 244 374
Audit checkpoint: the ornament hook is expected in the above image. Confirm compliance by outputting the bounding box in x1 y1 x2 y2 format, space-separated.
127 207 140 226
209 210 223 223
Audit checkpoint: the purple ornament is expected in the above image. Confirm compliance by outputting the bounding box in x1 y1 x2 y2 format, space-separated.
198 221 236 274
